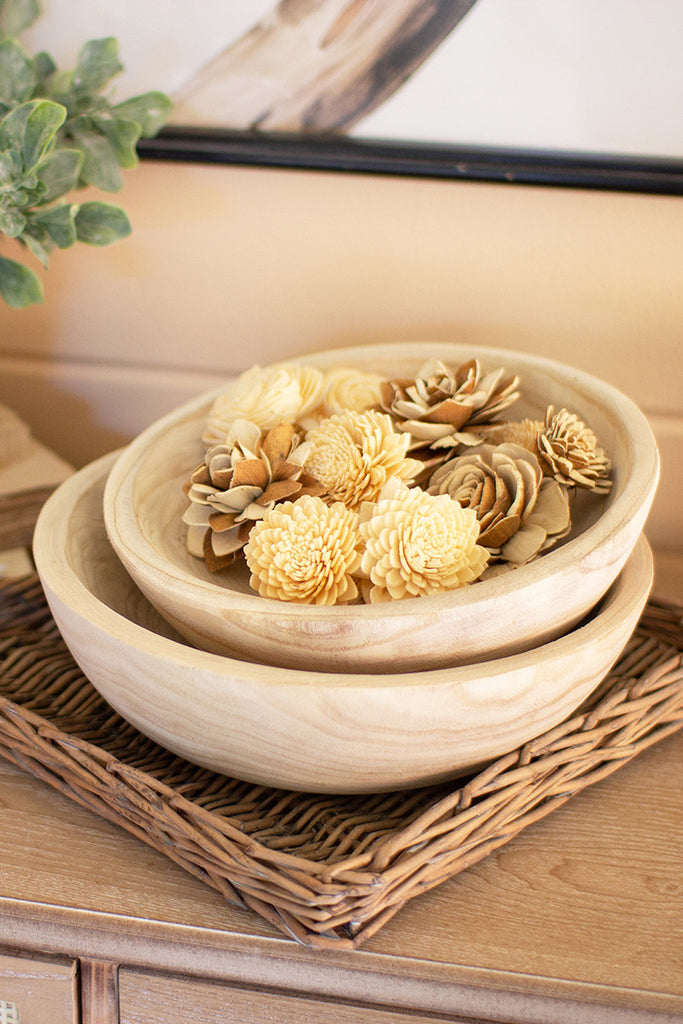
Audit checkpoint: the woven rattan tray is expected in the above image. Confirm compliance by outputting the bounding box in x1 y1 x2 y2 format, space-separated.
1 573 681 949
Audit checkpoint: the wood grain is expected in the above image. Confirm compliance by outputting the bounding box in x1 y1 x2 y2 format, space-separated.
80 960 119 1024
102 342 659 675
0 953 78 1024
171 0 479 131
35 449 653 793
119 968 468 1024
0 735 680 1019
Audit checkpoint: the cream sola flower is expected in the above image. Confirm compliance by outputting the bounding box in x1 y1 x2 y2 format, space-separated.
304 409 423 511
202 363 326 443
358 480 489 603
297 366 384 428
183 419 324 570
244 495 362 605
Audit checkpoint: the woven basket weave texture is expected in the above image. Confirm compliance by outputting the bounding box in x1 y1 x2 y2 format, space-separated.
0 574 681 948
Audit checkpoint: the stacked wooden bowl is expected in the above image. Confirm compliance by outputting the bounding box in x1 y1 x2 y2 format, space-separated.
33 344 659 793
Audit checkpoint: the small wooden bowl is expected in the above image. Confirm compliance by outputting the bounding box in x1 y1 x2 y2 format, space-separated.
35 451 653 794
103 343 659 674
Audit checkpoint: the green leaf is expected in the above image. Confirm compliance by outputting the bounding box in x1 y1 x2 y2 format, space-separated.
22 226 51 267
35 146 81 202
74 200 130 245
22 98 65 169
73 38 122 93
69 123 122 190
113 91 172 137
0 0 40 37
32 50 57 85
0 252 42 306
96 115 139 169
0 99 66 170
0 38 36 103
0 147 19 184
0 203 26 237
29 201 76 248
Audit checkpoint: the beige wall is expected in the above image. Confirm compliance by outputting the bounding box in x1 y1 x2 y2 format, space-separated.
0 160 681 552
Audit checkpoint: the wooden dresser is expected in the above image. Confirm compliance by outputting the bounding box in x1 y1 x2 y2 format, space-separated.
0 729 681 1024
0 447 681 1024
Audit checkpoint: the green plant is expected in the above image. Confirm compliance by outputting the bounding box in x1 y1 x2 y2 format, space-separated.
0 0 172 307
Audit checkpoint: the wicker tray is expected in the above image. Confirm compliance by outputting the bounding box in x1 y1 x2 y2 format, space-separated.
1 574 681 949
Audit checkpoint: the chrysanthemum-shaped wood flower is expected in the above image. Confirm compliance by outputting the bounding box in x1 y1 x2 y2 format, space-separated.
537 406 612 494
381 357 521 456
202 363 325 444
358 480 489 603
429 442 571 568
304 409 422 511
244 495 362 604
183 419 324 571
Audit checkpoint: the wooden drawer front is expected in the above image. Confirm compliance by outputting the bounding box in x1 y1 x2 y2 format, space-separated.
0 953 77 1024
119 969 471 1024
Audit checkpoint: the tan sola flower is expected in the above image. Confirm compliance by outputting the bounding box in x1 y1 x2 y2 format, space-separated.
244 495 362 605
381 357 520 451
429 443 571 566
304 409 422 510
358 481 489 603
537 406 612 494
183 419 324 571
202 363 325 444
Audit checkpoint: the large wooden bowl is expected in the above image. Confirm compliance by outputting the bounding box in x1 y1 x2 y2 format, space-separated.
35 452 653 794
102 343 659 674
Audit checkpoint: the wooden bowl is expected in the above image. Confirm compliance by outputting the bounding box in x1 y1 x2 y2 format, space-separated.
102 343 659 674
35 452 653 794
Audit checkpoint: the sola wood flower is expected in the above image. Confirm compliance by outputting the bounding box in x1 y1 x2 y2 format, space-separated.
429 443 571 566
358 481 489 603
299 366 384 429
381 357 520 452
244 495 362 604
203 363 325 444
537 406 612 494
183 419 324 571
304 409 422 510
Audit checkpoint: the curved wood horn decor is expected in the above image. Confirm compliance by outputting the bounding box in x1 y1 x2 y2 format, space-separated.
171 0 480 131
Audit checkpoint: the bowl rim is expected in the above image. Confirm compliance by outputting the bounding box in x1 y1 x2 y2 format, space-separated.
102 341 660 625
37 450 654 691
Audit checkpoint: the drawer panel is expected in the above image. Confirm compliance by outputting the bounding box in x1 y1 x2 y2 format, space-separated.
120 968 469 1024
0 952 78 1024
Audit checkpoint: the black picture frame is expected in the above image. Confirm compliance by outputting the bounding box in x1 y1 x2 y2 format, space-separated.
139 127 683 196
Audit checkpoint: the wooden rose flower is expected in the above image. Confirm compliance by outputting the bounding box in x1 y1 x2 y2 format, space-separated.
429 442 571 567
298 366 385 430
244 494 362 605
381 357 520 453
304 409 422 511
183 419 324 570
203 363 325 444
358 481 489 603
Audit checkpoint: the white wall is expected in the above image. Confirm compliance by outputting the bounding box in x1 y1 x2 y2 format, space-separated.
0 160 681 558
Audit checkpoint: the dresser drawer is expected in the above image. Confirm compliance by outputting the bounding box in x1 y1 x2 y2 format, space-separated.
119 968 472 1024
0 953 78 1024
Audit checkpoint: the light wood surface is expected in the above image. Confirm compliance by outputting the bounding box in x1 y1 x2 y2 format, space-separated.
0 952 78 1024
0 734 680 1022
103 342 659 675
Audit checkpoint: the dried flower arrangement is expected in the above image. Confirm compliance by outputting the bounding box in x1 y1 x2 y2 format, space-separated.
183 357 612 605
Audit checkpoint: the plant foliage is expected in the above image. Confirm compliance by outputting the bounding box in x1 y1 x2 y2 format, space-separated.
0 0 172 306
